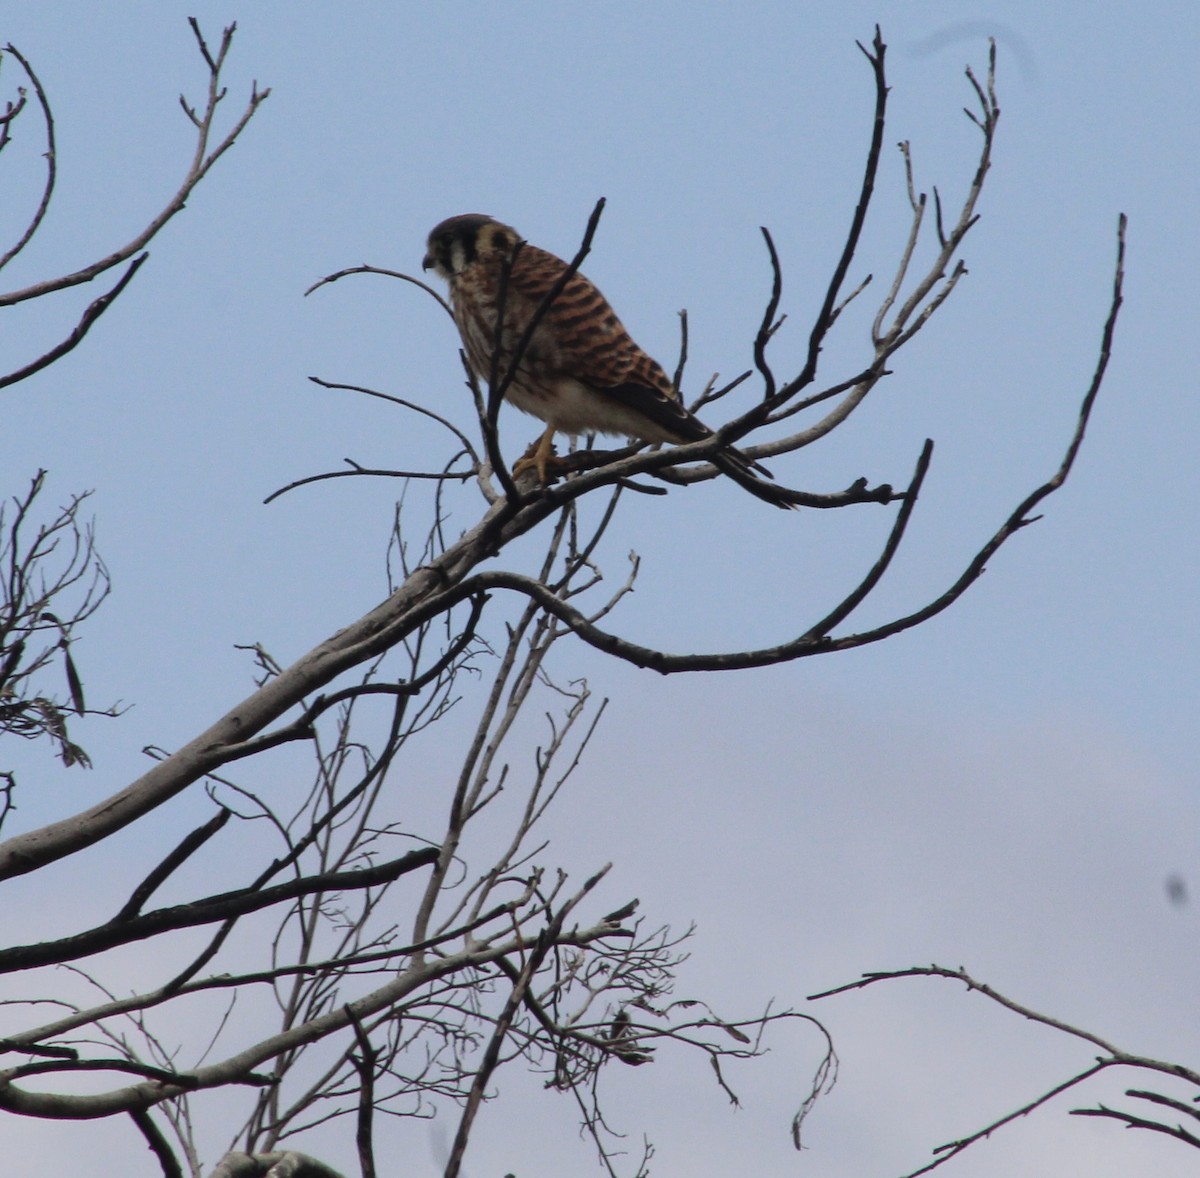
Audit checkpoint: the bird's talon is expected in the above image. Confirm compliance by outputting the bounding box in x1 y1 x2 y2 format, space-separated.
512 427 562 486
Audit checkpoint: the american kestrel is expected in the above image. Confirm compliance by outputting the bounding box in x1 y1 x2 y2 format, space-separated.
422 214 793 508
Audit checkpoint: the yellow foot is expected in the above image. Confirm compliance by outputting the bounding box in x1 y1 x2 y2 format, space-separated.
511 427 562 485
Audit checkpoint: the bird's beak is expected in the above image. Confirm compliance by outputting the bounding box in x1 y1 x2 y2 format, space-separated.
421 253 434 272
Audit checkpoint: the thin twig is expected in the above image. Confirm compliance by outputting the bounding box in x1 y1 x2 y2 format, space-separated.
0 43 56 274
303 264 454 319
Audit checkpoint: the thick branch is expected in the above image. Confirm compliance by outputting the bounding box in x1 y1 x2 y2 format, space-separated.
0 847 438 974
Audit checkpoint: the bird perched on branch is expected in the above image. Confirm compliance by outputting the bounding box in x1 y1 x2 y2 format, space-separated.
422 213 794 508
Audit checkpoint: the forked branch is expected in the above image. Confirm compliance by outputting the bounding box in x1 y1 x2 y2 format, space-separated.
811 957 1197 1175
0 22 269 390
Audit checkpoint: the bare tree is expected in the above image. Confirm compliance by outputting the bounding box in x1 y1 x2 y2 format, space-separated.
0 23 1138 1178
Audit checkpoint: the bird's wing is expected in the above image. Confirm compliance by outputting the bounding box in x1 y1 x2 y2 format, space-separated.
508 245 707 441
589 379 709 443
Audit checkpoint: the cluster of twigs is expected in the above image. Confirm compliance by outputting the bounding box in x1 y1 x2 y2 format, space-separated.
0 470 113 788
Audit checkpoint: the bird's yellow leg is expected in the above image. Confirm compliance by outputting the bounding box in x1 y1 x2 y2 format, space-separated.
512 425 560 484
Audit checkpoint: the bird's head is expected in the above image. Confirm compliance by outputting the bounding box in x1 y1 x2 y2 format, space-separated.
422 214 522 279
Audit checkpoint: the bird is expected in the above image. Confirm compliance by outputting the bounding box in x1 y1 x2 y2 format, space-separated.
421 214 794 508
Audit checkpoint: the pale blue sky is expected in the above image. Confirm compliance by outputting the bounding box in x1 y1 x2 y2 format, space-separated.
2 3 1198 1176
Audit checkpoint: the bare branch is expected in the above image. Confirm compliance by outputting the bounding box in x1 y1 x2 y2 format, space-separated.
904 1061 1116 1177
0 43 56 274
114 808 232 921
1071 1100 1200 1150
303 265 454 319
813 960 1200 1174
0 24 269 313
0 254 149 389
130 1108 185 1178
0 847 438 974
345 1010 378 1178
304 376 480 459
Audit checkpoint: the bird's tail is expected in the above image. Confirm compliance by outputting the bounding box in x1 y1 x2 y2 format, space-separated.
713 447 800 510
